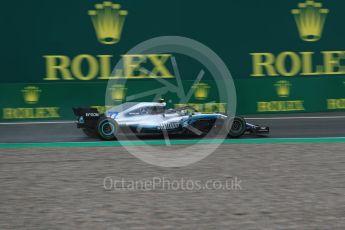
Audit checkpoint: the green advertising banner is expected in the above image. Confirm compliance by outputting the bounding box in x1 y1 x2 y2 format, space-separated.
1 0 345 121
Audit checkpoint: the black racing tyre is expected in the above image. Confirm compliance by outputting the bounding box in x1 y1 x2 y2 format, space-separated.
97 117 119 140
228 117 246 138
82 128 97 138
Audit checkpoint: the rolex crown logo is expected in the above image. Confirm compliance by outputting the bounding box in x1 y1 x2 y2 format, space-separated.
109 84 127 101
22 86 41 104
193 83 210 100
292 0 329 42
275 81 291 98
88 1 128 45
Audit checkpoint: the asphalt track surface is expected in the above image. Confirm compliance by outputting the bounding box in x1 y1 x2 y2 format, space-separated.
0 112 345 143
1 113 345 229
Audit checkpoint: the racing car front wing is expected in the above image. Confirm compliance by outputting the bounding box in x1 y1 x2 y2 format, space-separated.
246 123 270 135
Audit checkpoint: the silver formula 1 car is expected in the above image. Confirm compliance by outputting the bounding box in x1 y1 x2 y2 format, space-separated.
72 101 269 140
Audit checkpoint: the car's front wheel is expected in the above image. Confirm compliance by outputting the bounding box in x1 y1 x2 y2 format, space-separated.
228 117 246 138
97 117 119 140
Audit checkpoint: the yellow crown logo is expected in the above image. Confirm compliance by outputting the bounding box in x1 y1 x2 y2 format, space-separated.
275 81 291 98
88 1 128 45
292 0 329 42
193 83 210 100
109 84 127 101
22 86 41 104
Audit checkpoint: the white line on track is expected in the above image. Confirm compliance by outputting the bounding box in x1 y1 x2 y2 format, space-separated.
0 121 75 125
247 116 345 120
0 115 344 125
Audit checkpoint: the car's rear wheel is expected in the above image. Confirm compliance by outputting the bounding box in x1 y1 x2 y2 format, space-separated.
97 117 118 140
228 117 246 138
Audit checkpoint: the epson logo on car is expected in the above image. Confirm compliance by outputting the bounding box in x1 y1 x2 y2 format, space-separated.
85 113 99 117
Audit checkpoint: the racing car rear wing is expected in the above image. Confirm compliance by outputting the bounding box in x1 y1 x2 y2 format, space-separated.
72 107 99 117
72 107 101 129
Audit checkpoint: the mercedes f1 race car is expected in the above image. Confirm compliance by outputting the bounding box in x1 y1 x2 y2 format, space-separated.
72 102 269 140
